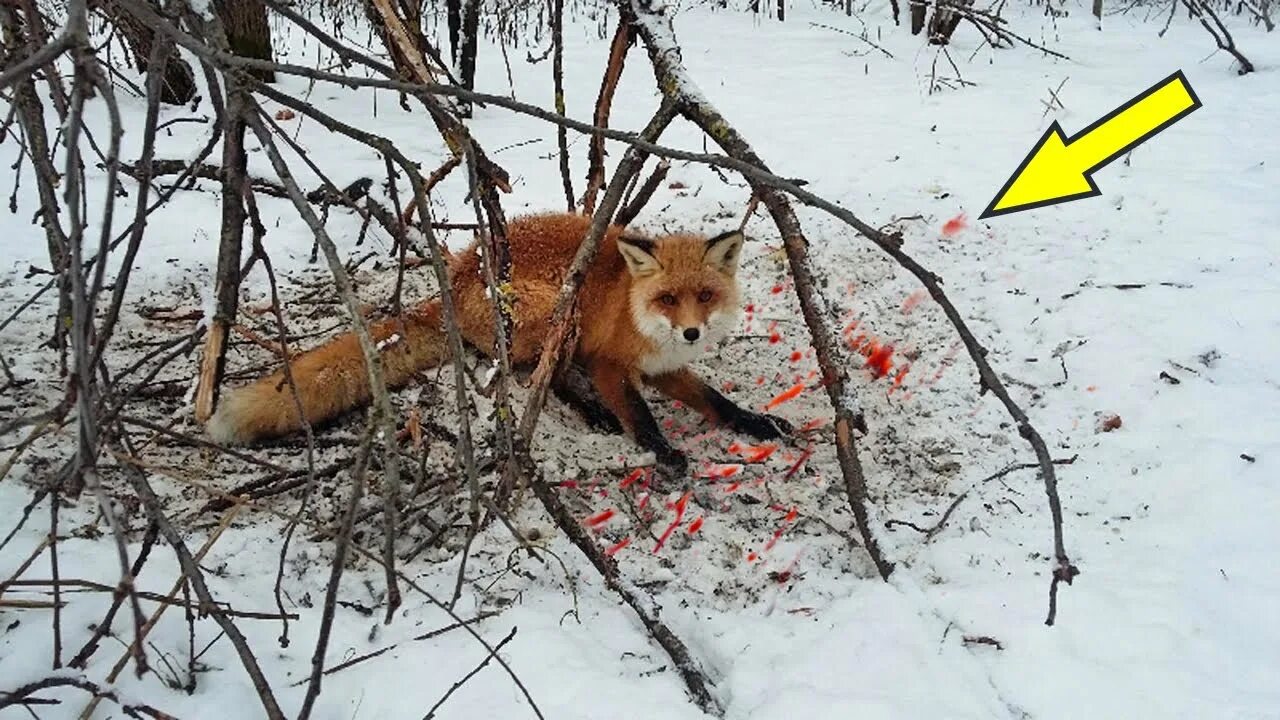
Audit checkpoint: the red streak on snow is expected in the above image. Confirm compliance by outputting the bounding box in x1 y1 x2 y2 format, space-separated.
783 447 815 481
687 517 704 534
620 468 645 489
765 382 805 410
900 289 928 314
653 491 693 554
585 509 615 528
799 417 827 433
738 444 778 463
702 463 743 479
605 537 631 556
559 479 578 488
764 507 800 551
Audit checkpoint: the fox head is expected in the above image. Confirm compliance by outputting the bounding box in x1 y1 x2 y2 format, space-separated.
617 228 744 356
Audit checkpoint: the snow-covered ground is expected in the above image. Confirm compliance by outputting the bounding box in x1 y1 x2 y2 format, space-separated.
2 2 1278 718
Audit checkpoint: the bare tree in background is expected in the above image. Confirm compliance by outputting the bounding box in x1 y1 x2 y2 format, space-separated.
214 0 276 82
94 0 197 104
457 0 481 114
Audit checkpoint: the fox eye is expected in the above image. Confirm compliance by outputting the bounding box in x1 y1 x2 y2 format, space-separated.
696 289 714 303
658 293 677 306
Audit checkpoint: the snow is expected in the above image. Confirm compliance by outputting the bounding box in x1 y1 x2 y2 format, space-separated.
3 2 1280 719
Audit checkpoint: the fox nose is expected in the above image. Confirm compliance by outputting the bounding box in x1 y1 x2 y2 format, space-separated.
682 327 701 342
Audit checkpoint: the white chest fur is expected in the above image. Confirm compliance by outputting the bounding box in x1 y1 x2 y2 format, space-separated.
638 340 709 376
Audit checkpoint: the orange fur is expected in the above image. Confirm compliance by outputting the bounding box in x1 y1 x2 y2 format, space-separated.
205 212 770 457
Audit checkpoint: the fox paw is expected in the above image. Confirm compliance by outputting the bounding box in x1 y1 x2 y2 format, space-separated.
732 411 793 440
654 446 689 481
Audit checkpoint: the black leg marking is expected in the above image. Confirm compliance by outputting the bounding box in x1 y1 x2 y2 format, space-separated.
703 385 793 440
625 382 687 475
552 366 624 434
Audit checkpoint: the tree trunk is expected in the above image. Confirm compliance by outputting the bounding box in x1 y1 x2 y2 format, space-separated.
98 0 197 104
458 0 480 112
447 0 462 61
214 0 275 82
927 0 971 44
1092 0 1103 28
910 0 927 34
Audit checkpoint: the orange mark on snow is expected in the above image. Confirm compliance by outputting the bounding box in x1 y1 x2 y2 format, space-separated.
605 537 631 556
941 213 968 237
765 383 806 410
747 551 759 563
888 363 911 394
585 509 615 527
722 381 737 393
734 443 778 463
799 417 827 433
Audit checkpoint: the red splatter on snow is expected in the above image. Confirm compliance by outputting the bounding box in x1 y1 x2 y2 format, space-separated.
941 213 968 237
771 284 784 295
789 350 803 363
687 517 704 534
769 332 782 345
865 342 894 379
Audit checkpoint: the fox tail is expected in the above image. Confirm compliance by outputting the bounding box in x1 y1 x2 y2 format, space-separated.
205 301 446 445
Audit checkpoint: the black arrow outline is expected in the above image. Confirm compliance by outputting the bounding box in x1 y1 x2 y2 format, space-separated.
980 70 1203 220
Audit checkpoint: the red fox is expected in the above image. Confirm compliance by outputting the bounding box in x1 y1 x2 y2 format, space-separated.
205 212 790 473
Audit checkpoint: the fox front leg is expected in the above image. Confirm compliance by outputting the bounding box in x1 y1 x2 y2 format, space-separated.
551 362 624 435
645 368 793 440
587 360 688 476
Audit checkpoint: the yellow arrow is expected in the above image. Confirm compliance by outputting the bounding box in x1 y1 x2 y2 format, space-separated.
980 71 1202 219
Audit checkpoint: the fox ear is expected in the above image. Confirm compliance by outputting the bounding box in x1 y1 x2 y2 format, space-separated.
704 230 744 274
617 235 663 276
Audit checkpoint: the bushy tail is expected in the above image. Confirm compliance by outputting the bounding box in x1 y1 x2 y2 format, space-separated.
205 301 446 445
